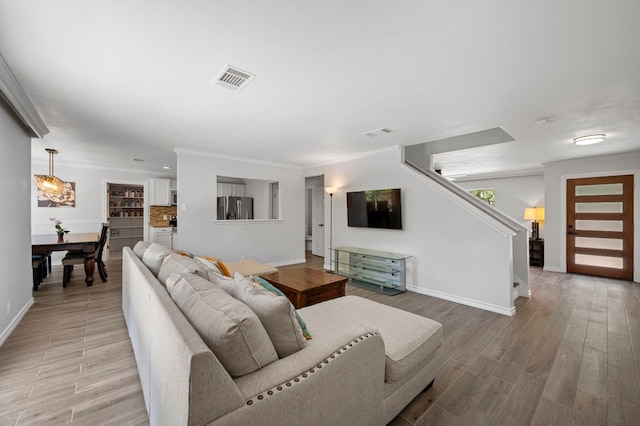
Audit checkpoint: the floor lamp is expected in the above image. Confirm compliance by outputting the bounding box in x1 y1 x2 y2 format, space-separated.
325 187 337 273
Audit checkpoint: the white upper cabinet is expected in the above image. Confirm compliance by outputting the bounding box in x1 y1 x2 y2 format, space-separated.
150 178 171 205
217 183 246 197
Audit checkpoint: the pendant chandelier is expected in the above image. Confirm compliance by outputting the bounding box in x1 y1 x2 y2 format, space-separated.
35 148 64 195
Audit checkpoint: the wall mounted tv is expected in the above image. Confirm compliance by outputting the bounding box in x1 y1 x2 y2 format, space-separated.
346 188 402 230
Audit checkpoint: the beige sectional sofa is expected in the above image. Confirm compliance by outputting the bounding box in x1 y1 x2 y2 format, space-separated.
122 244 442 426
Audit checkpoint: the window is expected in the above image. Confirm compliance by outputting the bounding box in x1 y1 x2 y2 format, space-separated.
468 188 495 206
216 176 280 220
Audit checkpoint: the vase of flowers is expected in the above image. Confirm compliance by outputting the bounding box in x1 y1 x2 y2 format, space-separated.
50 217 69 241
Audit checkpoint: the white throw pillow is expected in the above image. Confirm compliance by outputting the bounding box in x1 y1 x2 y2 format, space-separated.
166 273 278 377
132 240 150 259
142 243 173 276
233 273 308 358
157 253 207 286
203 269 236 296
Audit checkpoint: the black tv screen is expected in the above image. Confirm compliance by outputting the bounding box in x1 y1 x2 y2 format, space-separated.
346 188 402 230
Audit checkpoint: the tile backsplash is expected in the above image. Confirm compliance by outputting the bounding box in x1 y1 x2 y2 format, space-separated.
150 205 177 227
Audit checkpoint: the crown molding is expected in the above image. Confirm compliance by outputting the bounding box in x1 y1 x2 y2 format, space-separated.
0 53 48 138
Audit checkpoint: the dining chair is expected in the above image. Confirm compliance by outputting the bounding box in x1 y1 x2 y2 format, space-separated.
61 223 109 287
31 254 47 291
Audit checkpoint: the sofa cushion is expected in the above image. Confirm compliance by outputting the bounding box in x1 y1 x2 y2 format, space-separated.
157 253 207 286
166 273 278 377
233 273 307 358
253 276 311 340
142 243 173 276
226 259 278 277
299 296 442 383
132 240 151 259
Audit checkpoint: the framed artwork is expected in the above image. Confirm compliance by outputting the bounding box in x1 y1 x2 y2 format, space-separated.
37 181 76 208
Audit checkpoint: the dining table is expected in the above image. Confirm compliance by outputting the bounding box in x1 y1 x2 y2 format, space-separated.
31 232 100 286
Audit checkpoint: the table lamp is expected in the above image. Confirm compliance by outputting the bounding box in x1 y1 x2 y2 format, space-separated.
524 207 544 240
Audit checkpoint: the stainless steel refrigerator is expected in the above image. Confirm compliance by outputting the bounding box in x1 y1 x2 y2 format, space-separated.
217 196 254 220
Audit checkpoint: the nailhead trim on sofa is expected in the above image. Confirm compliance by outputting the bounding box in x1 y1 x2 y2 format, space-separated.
245 333 379 406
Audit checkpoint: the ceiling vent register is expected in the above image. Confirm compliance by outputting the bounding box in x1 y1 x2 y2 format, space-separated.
214 65 256 91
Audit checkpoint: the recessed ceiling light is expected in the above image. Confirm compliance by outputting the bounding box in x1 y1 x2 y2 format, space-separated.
132 158 144 162
573 134 606 145
162 166 171 170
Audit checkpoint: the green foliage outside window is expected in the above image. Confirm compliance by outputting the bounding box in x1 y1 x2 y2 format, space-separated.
469 189 495 206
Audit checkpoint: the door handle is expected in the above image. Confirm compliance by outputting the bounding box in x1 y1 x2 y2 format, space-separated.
318 224 324 227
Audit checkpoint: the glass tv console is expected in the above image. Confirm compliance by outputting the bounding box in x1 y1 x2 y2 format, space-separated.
333 246 411 295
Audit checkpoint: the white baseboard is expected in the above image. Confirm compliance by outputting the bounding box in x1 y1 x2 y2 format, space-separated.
0 297 34 346
271 258 307 267
544 266 564 273
518 289 532 298
406 285 516 317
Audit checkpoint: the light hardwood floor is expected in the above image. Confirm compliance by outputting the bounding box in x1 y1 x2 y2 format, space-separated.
2 256 640 425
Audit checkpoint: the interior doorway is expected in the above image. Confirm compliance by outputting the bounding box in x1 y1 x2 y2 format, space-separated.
105 180 147 260
566 174 634 280
305 175 325 258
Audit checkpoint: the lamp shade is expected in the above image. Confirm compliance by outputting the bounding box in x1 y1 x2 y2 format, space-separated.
35 174 64 194
325 187 337 195
536 207 545 221
523 207 537 221
35 148 64 195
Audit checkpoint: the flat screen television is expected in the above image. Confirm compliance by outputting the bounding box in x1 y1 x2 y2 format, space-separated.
346 188 402 230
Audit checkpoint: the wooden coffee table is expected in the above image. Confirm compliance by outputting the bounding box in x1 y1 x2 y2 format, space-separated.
260 268 347 308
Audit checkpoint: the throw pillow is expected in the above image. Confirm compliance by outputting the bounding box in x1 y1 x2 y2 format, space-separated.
196 255 231 277
233 273 308 358
174 249 195 258
157 253 207 286
203 269 236 296
142 243 173 276
253 276 311 340
166 273 278 377
132 240 150 259
194 256 223 275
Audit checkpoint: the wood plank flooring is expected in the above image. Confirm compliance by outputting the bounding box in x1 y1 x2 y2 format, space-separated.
2 256 640 425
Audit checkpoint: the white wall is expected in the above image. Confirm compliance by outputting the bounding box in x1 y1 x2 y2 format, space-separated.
31 162 167 263
0 101 33 345
544 152 640 282
176 150 305 265
457 174 545 238
304 146 516 315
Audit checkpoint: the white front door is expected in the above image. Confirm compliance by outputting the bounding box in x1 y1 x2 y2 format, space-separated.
311 186 325 257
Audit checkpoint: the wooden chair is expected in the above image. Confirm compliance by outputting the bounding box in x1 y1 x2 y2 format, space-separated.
31 254 46 291
62 224 109 287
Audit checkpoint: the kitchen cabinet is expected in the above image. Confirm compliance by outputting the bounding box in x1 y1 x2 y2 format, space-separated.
151 226 175 249
170 179 177 205
150 178 171 205
217 183 246 197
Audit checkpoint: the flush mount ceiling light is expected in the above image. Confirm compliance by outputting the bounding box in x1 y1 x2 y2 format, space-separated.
364 127 393 137
35 148 64 194
162 166 171 170
573 134 606 145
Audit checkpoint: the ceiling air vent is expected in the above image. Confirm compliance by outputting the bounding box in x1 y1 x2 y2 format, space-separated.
213 65 256 91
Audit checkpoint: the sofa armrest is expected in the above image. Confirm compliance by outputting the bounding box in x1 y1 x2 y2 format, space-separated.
216 329 387 426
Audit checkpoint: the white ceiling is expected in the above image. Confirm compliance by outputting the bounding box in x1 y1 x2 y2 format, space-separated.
1 0 639 177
